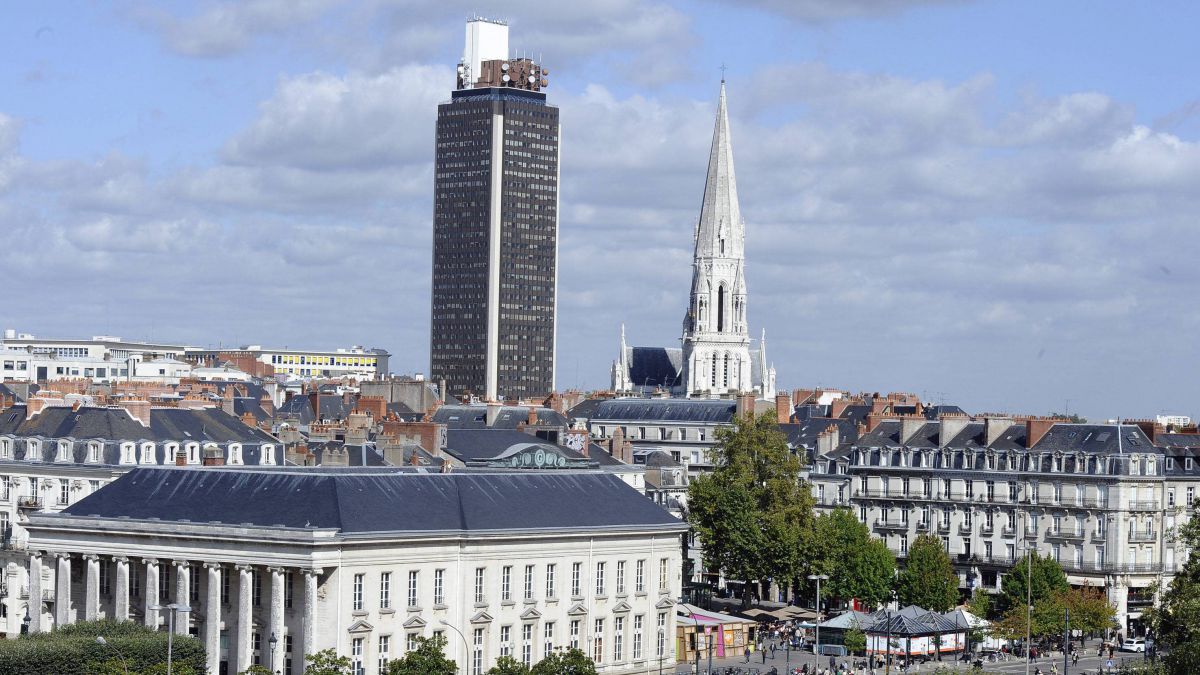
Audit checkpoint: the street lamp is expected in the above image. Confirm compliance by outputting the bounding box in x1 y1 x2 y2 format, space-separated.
439 619 470 673
807 574 829 656
21 609 30 635
96 636 130 675
269 632 278 674
148 603 192 675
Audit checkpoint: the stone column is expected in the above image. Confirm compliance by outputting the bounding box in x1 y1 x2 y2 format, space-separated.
269 568 286 672
174 561 191 635
204 563 222 675
55 553 72 627
27 552 43 633
236 565 253 673
144 558 160 629
84 555 100 621
113 557 130 621
302 568 321 671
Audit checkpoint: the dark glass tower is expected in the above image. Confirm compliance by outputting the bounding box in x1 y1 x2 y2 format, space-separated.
430 19 560 402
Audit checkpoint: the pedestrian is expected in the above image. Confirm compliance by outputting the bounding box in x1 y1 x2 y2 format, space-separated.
745 646 751 663
772 642 778 658
763 646 768 664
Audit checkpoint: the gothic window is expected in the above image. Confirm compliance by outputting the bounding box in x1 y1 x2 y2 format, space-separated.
717 285 726 332
723 354 730 388
710 356 717 389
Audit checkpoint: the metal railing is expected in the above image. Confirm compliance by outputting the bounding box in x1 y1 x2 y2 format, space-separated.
1127 500 1160 511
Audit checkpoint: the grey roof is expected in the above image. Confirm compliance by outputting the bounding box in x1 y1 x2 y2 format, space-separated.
1033 423 1153 454
779 419 860 449
431 405 567 430
59 467 683 534
0 405 274 444
591 398 736 423
444 429 590 464
625 347 683 389
276 394 354 424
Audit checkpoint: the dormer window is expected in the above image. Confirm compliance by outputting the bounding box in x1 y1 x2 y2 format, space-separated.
262 444 276 466
186 443 201 465
1130 456 1140 476
56 441 72 463
120 443 136 465
228 444 243 465
87 443 102 463
0 438 11 460
140 442 156 465
26 440 41 462
1147 457 1156 475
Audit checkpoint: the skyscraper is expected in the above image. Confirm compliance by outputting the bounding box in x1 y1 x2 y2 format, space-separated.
430 19 560 402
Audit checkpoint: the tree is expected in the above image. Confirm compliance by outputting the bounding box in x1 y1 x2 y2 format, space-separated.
387 635 456 675
997 552 1069 616
304 649 353 675
843 627 866 655
802 508 896 609
896 534 958 611
688 412 814 606
530 648 597 674
486 655 530 675
0 619 206 675
967 588 992 620
1148 501 1200 674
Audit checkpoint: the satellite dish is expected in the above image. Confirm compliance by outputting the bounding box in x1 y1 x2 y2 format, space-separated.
502 74 510 83
501 62 509 71
528 75 536 84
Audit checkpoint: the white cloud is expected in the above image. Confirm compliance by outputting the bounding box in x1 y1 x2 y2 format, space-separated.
127 0 341 57
708 0 970 22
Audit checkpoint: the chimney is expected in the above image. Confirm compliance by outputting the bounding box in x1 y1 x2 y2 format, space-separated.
900 416 925 445
1132 419 1162 444
984 416 1015 446
792 389 815 406
409 449 421 467
485 401 502 427
202 446 225 466
310 392 321 422
527 406 539 427
1025 417 1057 449
816 424 840 456
117 399 152 427
939 414 971 448
735 393 756 420
26 397 48 420
829 398 851 420
775 393 792 424
175 448 187 466
865 412 884 433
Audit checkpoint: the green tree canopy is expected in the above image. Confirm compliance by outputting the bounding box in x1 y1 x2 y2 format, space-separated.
843 627 866 655
0 619 205 675
687 412 814 605
967 587 992 620
486 655 529 675
530 648 597 674
304 649 352 675
896 533 959 611
386 635 456 675
802 508 895 609
1148 502 1200 674
998 552 1069 616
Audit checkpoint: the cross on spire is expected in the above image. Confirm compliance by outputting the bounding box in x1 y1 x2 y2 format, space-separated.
719 63 727 82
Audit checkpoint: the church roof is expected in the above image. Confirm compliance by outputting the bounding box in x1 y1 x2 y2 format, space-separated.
592 398 736 423
625 347 683 389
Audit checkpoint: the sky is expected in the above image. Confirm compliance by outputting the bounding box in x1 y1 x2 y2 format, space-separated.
1 1 1198 422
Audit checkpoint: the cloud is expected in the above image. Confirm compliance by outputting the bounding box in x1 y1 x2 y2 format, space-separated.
711 0 971 22
126 0 340 57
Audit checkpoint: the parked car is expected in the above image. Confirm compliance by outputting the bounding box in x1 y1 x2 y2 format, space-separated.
1120 639 1146 652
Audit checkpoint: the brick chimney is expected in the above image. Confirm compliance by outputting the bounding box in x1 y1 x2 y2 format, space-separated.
816 424 840 456
900 415 925 445
984 416 1015 446
775 393 792 424
202 446 225 466
117 399 152 427
1131 419 1163 444
939 414 971 448
355 396 387 420
830 398 851 420
792 389 815 406
26 397 49 420
175 448 188 466
1025 417 1058 449
865 412 884 433
735 393 757 420
527 406 539 426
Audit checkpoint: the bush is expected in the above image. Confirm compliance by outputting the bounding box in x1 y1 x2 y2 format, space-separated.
0 619 206 675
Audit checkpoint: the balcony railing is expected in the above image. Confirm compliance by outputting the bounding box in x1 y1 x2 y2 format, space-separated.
874 520 909 531
1129 531 1157 543
915 521 930 533
1000 525 1016 536
1046 530 1085 541
1127 501 1160 511
16 497 41 510
937 522 951 533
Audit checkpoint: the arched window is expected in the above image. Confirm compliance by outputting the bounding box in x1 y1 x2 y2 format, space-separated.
717 285 726 332
722 353 730 387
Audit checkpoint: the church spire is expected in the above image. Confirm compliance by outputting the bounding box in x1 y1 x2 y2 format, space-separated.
693 80 743 261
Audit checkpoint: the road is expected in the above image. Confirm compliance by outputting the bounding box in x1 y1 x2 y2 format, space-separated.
669 647 1152 674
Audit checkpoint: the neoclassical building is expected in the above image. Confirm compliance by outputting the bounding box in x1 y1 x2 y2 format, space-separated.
24 467 686 675
612 81 776 399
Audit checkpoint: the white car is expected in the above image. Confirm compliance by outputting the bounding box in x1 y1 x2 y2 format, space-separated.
1121 639 1146 652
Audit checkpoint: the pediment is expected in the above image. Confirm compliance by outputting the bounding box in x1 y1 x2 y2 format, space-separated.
611 600 632 614
567 603 590 616
470 611 494 624
520 607 542 620
403 615 427 629
655 597 677 610
347 619 374 633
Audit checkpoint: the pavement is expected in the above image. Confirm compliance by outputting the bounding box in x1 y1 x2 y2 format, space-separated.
669 645 1154 674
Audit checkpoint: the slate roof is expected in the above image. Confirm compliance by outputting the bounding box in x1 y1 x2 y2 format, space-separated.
0 405 273 444
0 383 24 403
275 395 355 424
431 405 567 430
625 347 683 389
591 398 736 423
779 419 860 449
444 429 589 464
59 467 684 534
1033 424 1153 454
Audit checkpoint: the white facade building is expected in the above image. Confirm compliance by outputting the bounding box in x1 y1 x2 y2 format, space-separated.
24 467 686 675
186 345 390 381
